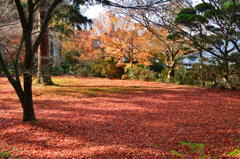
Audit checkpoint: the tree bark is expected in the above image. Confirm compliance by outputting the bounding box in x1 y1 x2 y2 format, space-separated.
13 0 63 121
23 30 36 121
167 67 174 83
53 31 61 66
0 46 4 61
199 48 205 86
36 0 54 85
23 72 36 121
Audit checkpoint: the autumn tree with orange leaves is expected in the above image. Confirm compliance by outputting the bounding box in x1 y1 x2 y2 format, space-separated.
94 12 153 76
144 28 194 83
61 30 102 68
0 0 64 122
114 0 195 82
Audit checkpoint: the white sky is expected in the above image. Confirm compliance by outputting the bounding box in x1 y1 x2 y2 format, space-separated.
83 5 106 19
83 0 201 19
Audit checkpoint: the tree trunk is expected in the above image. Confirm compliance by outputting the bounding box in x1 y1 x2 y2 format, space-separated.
0 46 4 61
199 48 205 87
12 0 63 122
129 58 133 78
167 67 174 83
0 46 4 74
23 32 36 121
36 0 54 85
23 73 36 121
53 31 61 66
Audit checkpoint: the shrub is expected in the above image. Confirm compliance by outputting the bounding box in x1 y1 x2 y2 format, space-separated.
93 57 125 79
158 67 168 82
149 62 165 75
128 66 157 81
52 65 64 75
121 74 128 80
70 63 96 77
70 57 125 79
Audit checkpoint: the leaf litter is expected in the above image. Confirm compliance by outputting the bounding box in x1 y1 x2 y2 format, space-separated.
0 76 239 158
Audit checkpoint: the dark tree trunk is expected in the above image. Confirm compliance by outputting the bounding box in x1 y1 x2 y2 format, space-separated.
3 0 64 122
22 28 36 121
23 73 36 121
36 0 54 85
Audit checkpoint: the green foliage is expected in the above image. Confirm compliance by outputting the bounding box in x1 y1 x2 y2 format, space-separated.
203 10 215 18
166 32 181 40
174 14 197 27
70 63 95 77
51 1 92 34
177 8 196 15
158 67 168 82
95 58 125 79
175 8 209 27
52 65 64 75
149 62 165 74
64 51 80 66
127 66 157 81
170 55 240 90
195 3 214 13
222 1 240 13
0 69 3 76
196 15 209 23
152 143 159 147
174 66 187 85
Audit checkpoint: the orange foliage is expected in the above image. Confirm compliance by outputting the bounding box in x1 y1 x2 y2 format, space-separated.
93 12 153 67
144 27 193 67
61 30 101 62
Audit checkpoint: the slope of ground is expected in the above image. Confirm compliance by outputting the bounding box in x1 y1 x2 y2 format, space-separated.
0 76 239 158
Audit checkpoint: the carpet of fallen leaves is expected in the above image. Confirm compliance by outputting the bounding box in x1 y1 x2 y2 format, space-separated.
0 76 239 158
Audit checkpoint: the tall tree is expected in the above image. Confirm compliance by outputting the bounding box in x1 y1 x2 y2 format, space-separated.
0 0 63 121
94 12 152 75
144 27 194 83
174 1 240 86
61 30 101 66
37 0 54 85
114 0 194 82
0 0 134 121
174 6 209 86
174 1 240 63
0 0 21 73
36 0 92 84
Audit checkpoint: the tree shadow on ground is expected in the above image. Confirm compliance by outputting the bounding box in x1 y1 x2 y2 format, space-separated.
0 77 240 158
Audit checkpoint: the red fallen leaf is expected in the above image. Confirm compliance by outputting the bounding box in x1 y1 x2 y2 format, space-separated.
0 76 239 158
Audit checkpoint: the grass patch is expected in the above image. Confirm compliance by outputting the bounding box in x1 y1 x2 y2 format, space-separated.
90 87 103 91
226 147 240 156
171 141 210 158
0 151 12 158
35 92 43 97
171 150 183 157
85 91 98 96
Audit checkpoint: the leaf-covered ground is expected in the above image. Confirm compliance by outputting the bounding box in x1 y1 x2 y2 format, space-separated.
0 76 239 158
